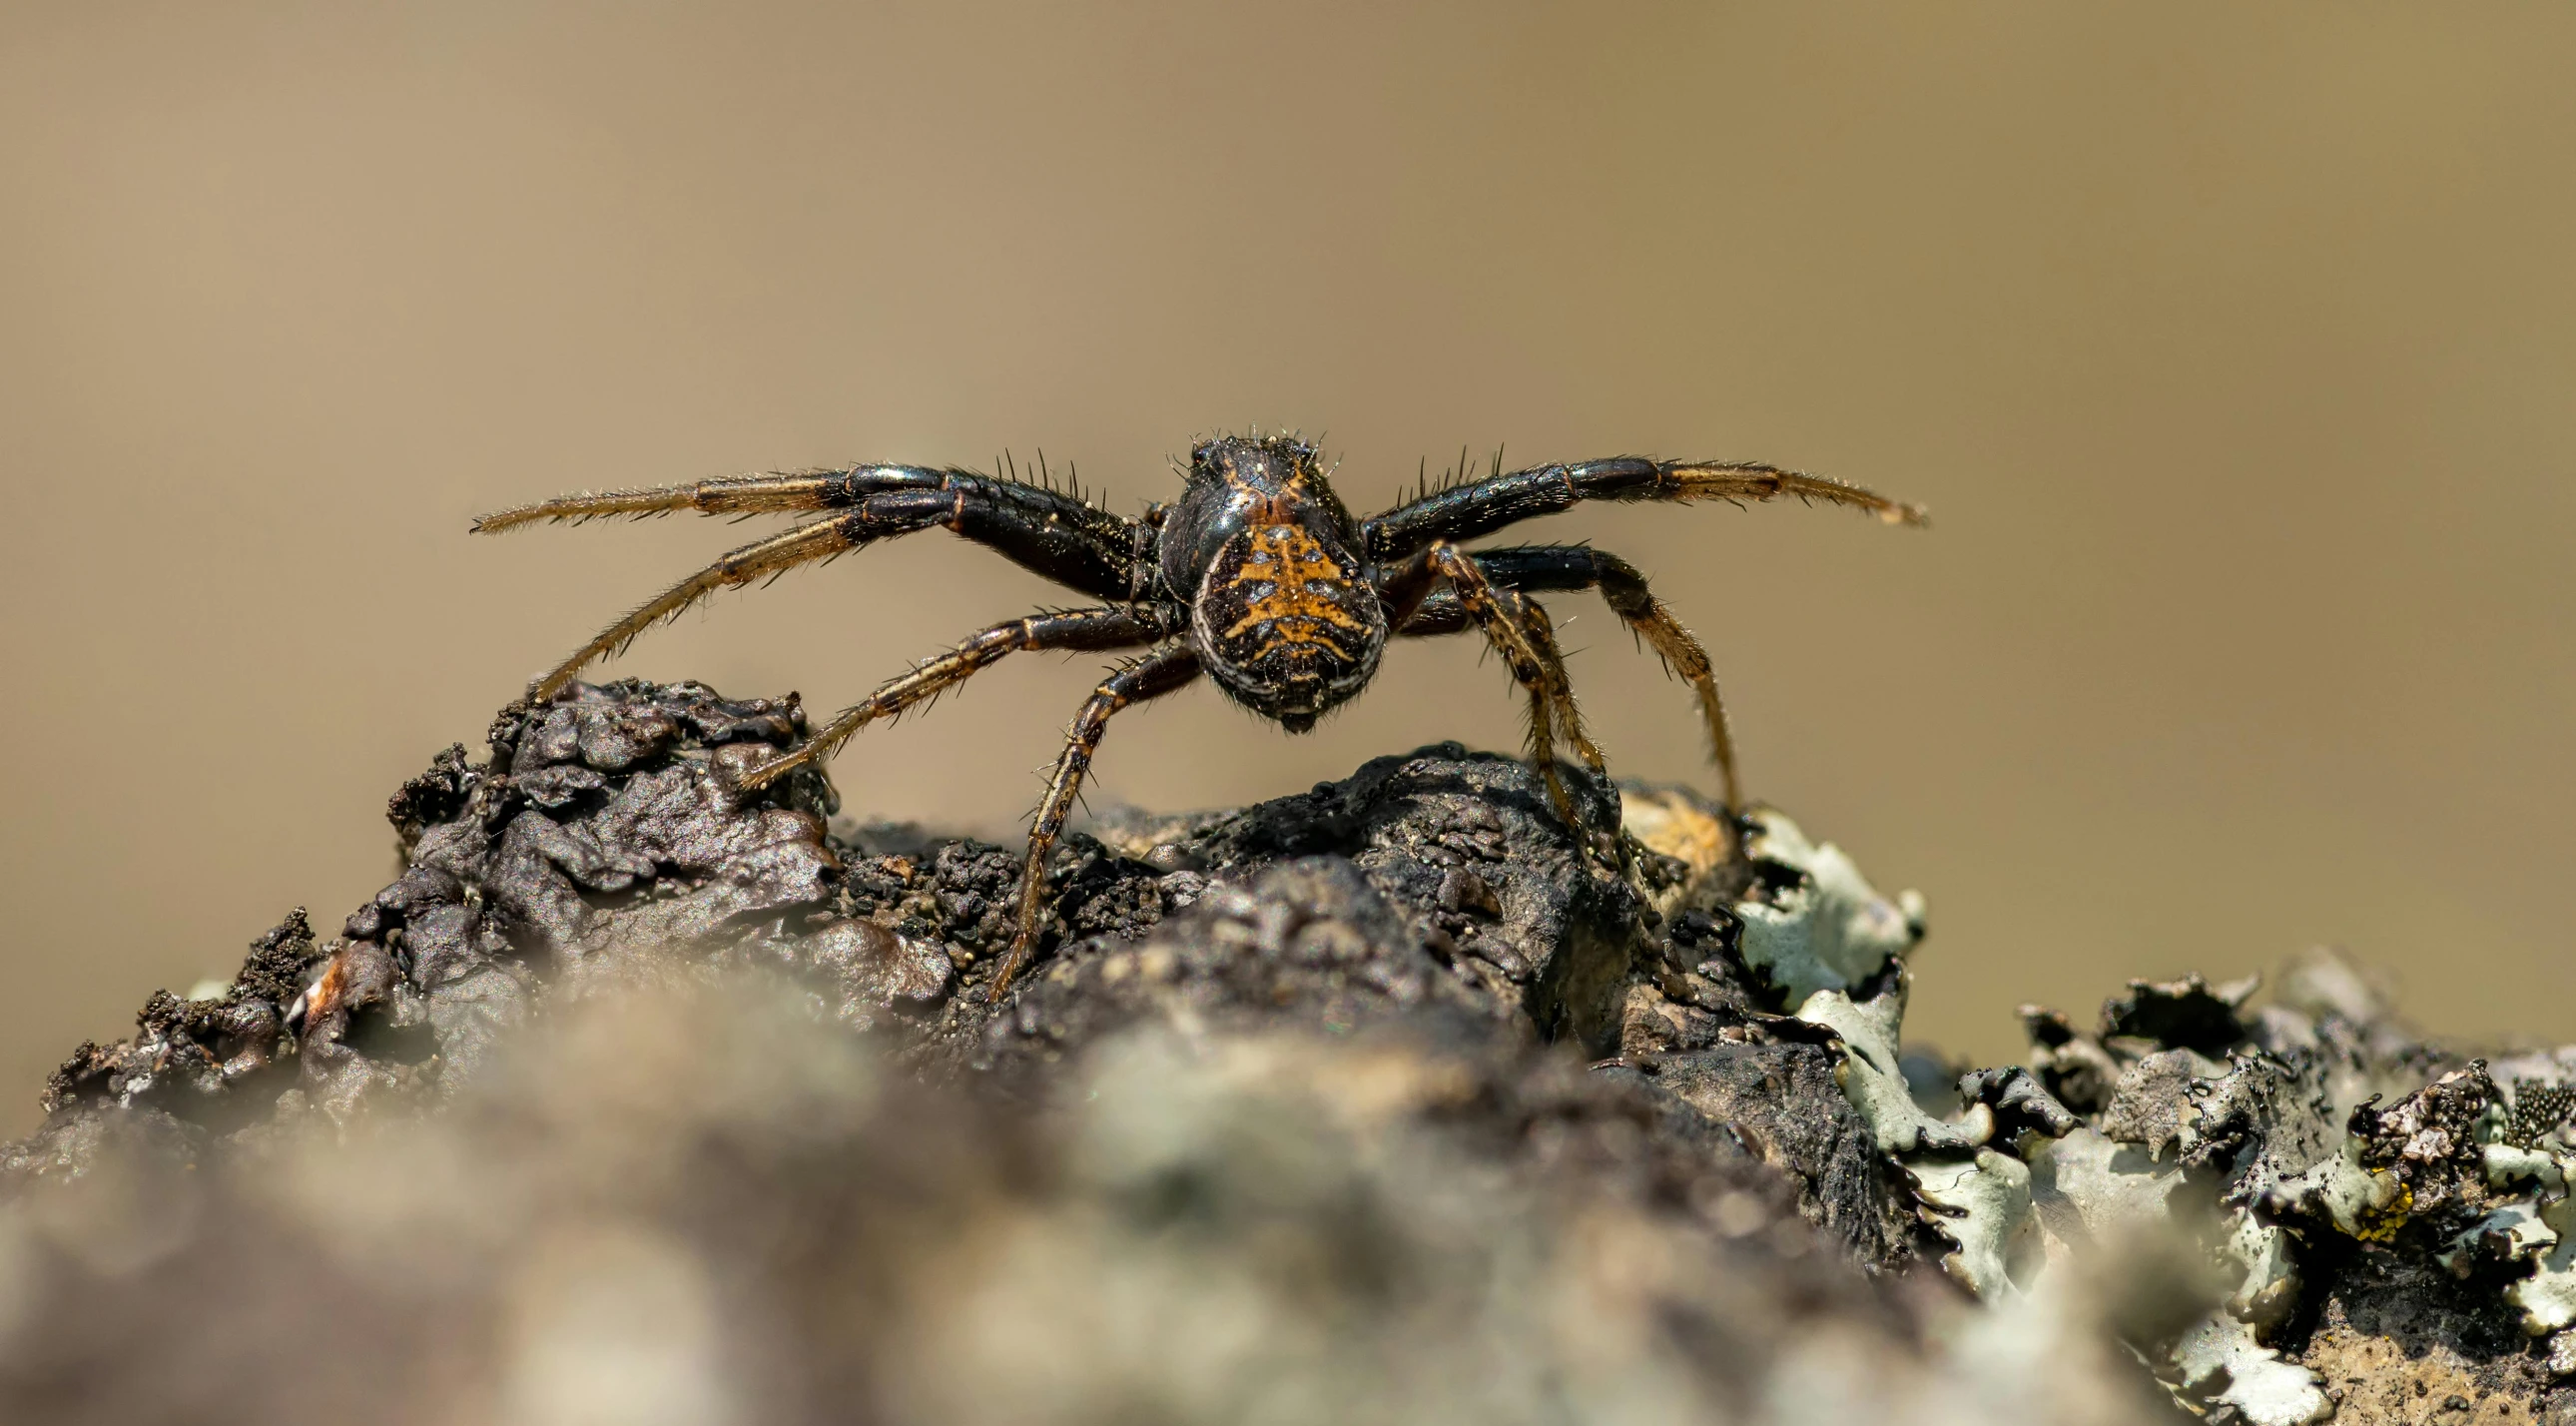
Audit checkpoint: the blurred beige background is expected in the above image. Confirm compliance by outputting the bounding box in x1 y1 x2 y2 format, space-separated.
3 2 2570 1133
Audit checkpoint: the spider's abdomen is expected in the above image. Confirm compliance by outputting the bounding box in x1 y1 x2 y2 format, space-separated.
1191 520 1385 732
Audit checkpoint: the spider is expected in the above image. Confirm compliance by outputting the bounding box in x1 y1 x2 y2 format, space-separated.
474 432 1924 996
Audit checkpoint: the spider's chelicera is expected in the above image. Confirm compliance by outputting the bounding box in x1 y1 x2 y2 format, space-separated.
474 432 1924 996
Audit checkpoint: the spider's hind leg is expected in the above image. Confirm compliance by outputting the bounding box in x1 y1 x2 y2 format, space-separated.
987 644 1204 1002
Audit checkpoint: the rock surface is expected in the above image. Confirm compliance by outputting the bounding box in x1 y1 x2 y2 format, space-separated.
0 678 2564 1424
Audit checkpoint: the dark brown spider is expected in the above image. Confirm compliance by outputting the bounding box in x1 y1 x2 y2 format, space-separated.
474 433 1924 996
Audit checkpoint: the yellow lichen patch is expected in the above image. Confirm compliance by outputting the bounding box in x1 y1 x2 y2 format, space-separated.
1620 787 1732 878
2350 1179 2413 1243
1618 786 1735 922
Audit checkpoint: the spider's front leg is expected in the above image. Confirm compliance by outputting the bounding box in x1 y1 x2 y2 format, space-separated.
987 644 1204 1001
1471 545 1747 811
1366 453 1923 813
475 466 1146 699
1380 542 1604 831
1361 455 1924 564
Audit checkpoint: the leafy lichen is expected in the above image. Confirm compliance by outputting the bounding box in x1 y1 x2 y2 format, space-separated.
1734 810 1923 1006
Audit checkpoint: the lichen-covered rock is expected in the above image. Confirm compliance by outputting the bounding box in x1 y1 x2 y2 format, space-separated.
7 676 2575 1424
0 681 2197 1424
1633 1041 1921 1271
0 981 2183 1426
1732 811 1925 1006
1990 957 2576 1423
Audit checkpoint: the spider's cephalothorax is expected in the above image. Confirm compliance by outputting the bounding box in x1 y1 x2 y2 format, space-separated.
1161 435 1382 732
475 429 1925 999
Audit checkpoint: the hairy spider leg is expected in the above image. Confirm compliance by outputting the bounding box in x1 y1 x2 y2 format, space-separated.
1473 545 1744 812
473 462 1133 552
1392 592 1470 637
988 645 1204 1001
472 468 899 529
1360 456 1925 564
1381 542 1603 829
506 485 1143 699
735 606 1172 791
520 515 863 701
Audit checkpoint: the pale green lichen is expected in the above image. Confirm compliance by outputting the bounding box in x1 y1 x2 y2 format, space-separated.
2169 1206 2327 1421
2026 1127 2182 1248
1734 809 2569 1414
2441 1198 2555 1277
2021 1129 2329 1422
2506 1194 2576 1335
2474 1142 2576 1334
2223 1211 2301 1331
1789 960 2043 1301
1735 810 1924 1006
1770 858 2334 1418
1795 981 1994 1157
1909 1149 2040 1299
2171 1311 2331 1426
2258 1136 2407 1241
2486 1141 2566 1192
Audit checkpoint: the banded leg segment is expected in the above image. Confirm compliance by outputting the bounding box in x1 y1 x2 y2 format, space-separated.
528 515 866 699
737 607 1172 792
1473 545 1743 811
472 467 914 530
518 485 1144 699
1392 590 1470 638
989 645 1204 1000
1384 542 1604 828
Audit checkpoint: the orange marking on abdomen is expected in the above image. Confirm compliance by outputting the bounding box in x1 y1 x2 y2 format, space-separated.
1223 525 1367 636
1251 625 1356 661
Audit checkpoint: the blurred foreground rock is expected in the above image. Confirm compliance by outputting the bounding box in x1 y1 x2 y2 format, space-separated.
1 679 2566 1424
